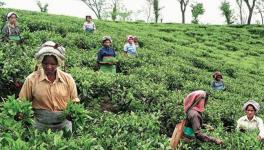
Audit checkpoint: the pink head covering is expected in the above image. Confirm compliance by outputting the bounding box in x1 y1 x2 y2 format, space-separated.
184 90 207 113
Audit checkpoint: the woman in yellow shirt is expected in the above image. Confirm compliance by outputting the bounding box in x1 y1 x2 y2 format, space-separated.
19 41 80 136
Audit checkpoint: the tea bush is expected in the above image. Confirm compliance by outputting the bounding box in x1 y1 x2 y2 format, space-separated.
1 8 264 149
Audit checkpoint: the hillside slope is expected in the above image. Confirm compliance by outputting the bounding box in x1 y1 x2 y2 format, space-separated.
1 8 264 149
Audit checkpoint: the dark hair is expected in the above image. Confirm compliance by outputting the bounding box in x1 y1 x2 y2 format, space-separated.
204 92 209 105
102 39 111 44
246 104 256 112
42 55 58 65
86 15 92 20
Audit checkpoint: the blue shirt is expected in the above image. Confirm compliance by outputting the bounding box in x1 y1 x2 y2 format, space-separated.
212 80 225 91
124 43 137 55
97 47 116 62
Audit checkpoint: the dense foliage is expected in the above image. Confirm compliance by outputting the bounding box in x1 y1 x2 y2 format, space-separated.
0 8 264 149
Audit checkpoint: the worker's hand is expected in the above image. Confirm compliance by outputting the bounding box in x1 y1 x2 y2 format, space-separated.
66 114 73 121
203 124 215 131
239 128 246 133
257 136 262 141
15 82 23 88
215 139 223 145
14 112 24 121
100 62 113 65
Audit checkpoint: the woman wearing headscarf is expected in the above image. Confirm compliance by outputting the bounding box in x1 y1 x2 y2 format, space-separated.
19 41 80 136
124 35 137 57
2 12 21 41
211 71 225 91
183 90 223 144
237 100 264 141
83 15 96 33
97 36 117 73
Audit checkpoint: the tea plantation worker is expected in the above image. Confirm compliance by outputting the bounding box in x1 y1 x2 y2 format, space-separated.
124 35 137 57
1 12 21 41
19 41 80 136
97 36 117 73
211 71 225 91
237 100 264 141
83 15 96 33
183 90 223 145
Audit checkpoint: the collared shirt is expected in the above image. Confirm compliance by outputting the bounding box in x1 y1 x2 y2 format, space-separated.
97 47 116 62
237 115 264 139
19 68 80 112
124 43 137 55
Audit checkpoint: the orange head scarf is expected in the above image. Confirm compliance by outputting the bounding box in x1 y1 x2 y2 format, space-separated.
184 90 207 113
